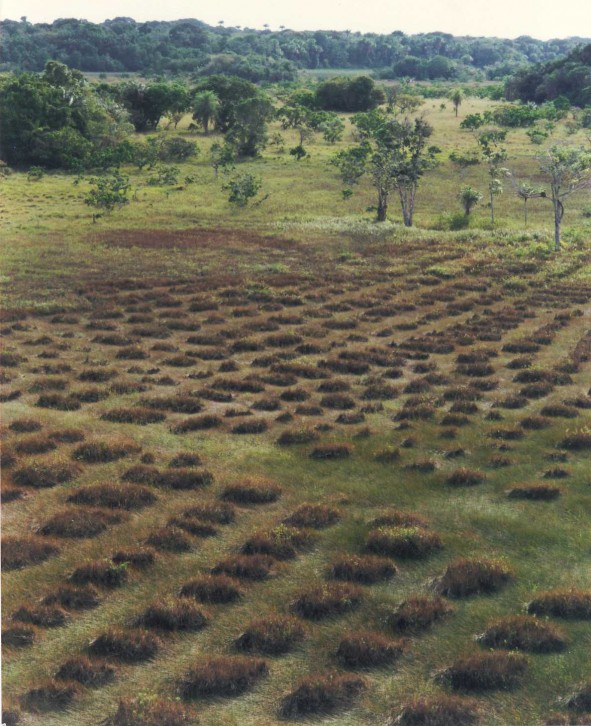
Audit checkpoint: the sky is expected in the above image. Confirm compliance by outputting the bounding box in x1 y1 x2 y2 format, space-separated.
1 0 590 40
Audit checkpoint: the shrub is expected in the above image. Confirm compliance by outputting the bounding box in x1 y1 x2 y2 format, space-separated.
241 526 312 560
180 657 268 698
388 596 454 633
2 626 35 648
9 418 42 433
42 585 100 610
12 605 68 628
88 629 159 662
434 557 514 598
310 443 352 460
140 395 203 414
55 657 115 687
520 416 551 430
48 428 85 443
278 672 366 718
565 682 591 713
291 583 362 620
335 631 406 669
366 527 443 559
169 453 202 468
507 484 561 501
321 393 356 410
560 433 591 450
330 554 397 584
39 509 124 538
111 548 156 569
478 615 567 653
179 575 243 604
234 616 306 655
437 651 528 691
221 479 281 504
101 408 166 425
72 440 139 463
527 589 591 619
396 695 481 726
146 527 193 552
1 538 59 570
19 681 80 712
67 484 156 510
69 560 128 588
370 509 429 529
212 554 276 581
445 469 486 487
138 599 209 631
157 469 213 490
13 434 55 455
168 516 217 538
12 463 80 488
541 404 579 418
283 503 342 528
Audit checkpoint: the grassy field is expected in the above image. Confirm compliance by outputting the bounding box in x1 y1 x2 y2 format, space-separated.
1 97 591 726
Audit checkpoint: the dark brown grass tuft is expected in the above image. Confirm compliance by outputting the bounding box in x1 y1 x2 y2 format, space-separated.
434 558 514 598
138 599 209 631
101 408 166 425
72 440 139 464
565 682 591 713
168 516 217 538
182 502 236 524
366 527 443 559
234 616 306 655
9 418 42 433
370 509 429 529
276 428 319 446
437 651 528 691
1 538 60 570
221 479 281 504
111 548 156 569
387 596 454 633
231 418 269 434
478 615 567 653
211 554 276 581
179 574 243 604
43 585 100 610
335 631 406 669
330 554 397 584
103 698 194 726
310 443 352 460
12 462 80 488
507 484 562 501
39 509 125 538
172 415 223 433
12 605 68 628
146 527 193 552
560 432 591 450
241 526 312 560
283 503 342 529
55 656 115 687
180 656 268 699
69 560 128 589
291 583 362 620
67 484 156 510
527 589 591 619
20 681 80 712
169 452 202 468
2 626 35 648
88 628 159 662
396 694 481 726
278 672 367 718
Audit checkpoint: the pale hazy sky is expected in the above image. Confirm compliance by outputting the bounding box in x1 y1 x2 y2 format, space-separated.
1 0 590 39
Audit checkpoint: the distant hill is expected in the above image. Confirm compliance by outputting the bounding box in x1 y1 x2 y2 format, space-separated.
506 44 591 106
0 17 589 82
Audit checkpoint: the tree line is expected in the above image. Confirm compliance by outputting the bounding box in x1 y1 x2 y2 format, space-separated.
1 16 588 82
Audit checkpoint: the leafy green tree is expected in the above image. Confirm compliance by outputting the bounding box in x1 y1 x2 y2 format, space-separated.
225 95 274 157
334 110 439 224
478 129 509 226
459 186 482 215
118 81 189 132
315 76 385 112
159 137 199 162
538 145 591 250
449 89 463 117
84 172 130 221
223 173 262 206
192 90 220 134
147 165 180 186
210 142 236 177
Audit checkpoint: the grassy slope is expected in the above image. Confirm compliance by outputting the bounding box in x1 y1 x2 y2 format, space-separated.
1 98 591 726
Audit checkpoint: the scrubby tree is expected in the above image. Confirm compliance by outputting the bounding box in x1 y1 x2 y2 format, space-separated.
516 183 545 227
449 89 463 117
225 94 275 157
459 186 482 216
84 172 131 222
192 90 219 134
210 142 236 177
223 172 263 206
538 145 591 250
478 129 509 226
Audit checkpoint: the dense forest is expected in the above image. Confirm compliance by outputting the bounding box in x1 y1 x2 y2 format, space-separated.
0 17 589 81
506 43 591 106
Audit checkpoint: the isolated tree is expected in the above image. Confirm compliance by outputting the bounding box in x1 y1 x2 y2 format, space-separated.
516 183 545 228
192 90 219 134
459 186 482 216
334 111 439 224
84 172 130 222
225 94 274 157
449 88 463 117
538 145 591 251
478 129 509 226
223 173 262 206
210 142 236 177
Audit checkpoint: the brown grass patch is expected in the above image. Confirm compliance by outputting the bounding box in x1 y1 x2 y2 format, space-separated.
180 656 268 699
291 583 362 620
88 628 159 662
179 574 243 604
396 695 481 726
1 538 60 570
437 651 528 691
278 672 367 718
527 589 591 619
434 557 514 598
234 616 306 655
477 615 567 653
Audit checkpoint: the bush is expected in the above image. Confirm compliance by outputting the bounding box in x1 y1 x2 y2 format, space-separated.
146 527 193 552
310 444 352 460
103 698 194 726
179 575 243 604
330 554 397 584
1 538 59 570
507 484 562 501
565 681 591 713
212 554 276 581
180 656 268 698
43 584 100 610
12 605 68 628
335 631 406 669
366 526 443 559
72 440 139 463
40 509 124 538
67 484 156 510
69 560 128 588
221 479 281 504
234 616 306 655
278 672 367 718
12 462 80 488
434 557 514 598
387 596 454 633
437 651 528 691
478 615 567 653
55 657 115 687
88 628 160 662
291 583 362 620
101 408 166 425
445 468 486 487
527 589 591 619
182 502 236 524
396 695 481 726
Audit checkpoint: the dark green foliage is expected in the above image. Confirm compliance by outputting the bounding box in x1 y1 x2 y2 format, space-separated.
315 76 385 112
